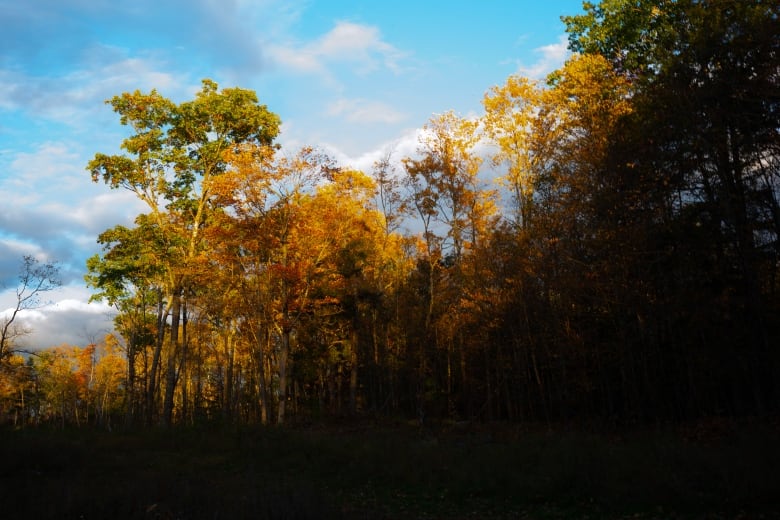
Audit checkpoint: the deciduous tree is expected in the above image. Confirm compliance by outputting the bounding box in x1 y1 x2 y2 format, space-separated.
88 80 280 426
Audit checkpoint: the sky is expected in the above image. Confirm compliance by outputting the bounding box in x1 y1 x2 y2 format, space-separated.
0 0 584 350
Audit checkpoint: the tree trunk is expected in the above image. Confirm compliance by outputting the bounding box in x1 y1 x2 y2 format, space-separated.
256 327 270 425
147 290 169 424
349 326 359 415
277 328 290 424
223 331 235 422
125 326 137 427
162 291 181 427
180 300 189 425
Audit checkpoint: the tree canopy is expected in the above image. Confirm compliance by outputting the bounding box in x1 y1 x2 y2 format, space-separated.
3 1 778 429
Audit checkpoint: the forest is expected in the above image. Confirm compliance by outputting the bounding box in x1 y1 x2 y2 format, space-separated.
1 0 779 431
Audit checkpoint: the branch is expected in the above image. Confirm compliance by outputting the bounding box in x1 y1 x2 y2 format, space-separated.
0 255 62 360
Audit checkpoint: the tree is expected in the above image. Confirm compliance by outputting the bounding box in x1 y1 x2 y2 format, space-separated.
90 335 126 429
562 0 780 418
562 0 678 78
1 255 61 360
402 111 499 420
88 79 280 426
403 111 488 264
61 2 778 429
208 144 338 423
483 75 547 230
305 168 396 415
0 354 36 426
371 149 408 237
33 345 85 428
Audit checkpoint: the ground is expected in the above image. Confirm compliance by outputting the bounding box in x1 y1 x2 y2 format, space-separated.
1 418 778 519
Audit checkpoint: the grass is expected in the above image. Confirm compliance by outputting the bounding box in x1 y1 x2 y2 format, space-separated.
1 419 778 519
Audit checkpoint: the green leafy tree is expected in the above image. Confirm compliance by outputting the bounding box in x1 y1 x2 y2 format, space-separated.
86 221 166 424
88 79 280 426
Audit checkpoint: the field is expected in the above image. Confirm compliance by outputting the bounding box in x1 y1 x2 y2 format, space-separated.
1 419 778 519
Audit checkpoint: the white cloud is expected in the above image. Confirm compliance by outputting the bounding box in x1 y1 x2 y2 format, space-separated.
318 22 402 72
0 285 116 350
516 34 571 79
48 297 110 314
266 21 406 80
0 50 184 126
72 51 181 97
327 98 407 124
0 141 145 289
266 45 324 75
71 191 145 234
7 142 82 195
317 126 424 174
2 141 142 230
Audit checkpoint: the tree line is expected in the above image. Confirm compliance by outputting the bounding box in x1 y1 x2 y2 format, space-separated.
1 0 778 429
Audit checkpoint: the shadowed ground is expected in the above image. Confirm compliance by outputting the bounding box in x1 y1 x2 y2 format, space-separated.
1 419 778 519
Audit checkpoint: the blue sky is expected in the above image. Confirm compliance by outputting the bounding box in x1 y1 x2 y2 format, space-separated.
0 0 584 348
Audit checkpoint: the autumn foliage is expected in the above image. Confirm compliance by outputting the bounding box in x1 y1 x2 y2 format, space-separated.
3 0 778 430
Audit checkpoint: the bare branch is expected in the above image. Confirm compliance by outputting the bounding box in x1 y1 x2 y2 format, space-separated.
0 255 61 360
